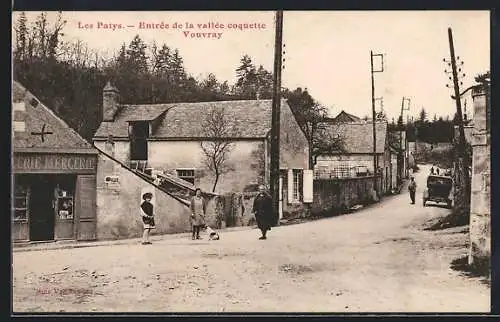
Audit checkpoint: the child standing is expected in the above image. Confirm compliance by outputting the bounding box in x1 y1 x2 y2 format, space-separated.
140 192 155 245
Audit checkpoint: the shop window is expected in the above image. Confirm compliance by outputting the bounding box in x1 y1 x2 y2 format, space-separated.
55 182 75 220
13 185 29 222
177 169 195 185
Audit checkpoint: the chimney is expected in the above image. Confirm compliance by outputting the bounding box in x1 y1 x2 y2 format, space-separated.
102 81 120 122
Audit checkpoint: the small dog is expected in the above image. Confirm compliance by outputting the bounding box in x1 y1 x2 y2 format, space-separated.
203 225 220 240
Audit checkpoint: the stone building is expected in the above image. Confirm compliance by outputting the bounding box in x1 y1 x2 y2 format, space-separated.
313 121 393 195
12 81 98 242
93 82 312 221
468 84 491 268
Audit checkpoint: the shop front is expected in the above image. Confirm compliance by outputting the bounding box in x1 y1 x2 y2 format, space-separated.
12 152 98 242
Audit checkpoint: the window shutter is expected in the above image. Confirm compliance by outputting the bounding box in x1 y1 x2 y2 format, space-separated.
76 175 97 241
287 169 294 203
303 170 313 203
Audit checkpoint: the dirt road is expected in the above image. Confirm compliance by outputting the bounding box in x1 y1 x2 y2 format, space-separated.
12 165 490 313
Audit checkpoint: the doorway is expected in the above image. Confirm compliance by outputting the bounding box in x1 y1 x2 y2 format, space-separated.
29 175 56 241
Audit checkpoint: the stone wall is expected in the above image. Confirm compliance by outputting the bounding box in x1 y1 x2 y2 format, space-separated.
311 176 383 216
469 85 491 267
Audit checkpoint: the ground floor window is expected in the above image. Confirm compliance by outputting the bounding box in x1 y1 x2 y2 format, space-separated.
292 169 303 201
177 169 195 185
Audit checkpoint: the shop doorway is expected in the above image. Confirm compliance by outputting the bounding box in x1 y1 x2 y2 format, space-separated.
29 175 56 241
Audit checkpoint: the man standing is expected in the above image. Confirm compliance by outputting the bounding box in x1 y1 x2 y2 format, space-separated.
408 176 417 204
252 185 273 240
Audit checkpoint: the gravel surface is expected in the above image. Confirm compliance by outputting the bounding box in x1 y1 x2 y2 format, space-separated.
12 165 490 313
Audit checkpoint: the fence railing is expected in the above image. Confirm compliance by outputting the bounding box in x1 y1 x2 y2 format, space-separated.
314 166 371 180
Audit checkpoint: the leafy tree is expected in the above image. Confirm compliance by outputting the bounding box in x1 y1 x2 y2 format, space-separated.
234 54 258 98
283 87 344 168
255 65 273 99
13 12 28 61
126 35 149 75
170 48 186 83
419 108 427 122
474 70 490 85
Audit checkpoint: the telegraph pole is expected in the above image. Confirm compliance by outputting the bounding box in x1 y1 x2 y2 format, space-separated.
446 28 467 157
399 97 410 184
270 10 283 226
370 51 384 195
444 27 470 207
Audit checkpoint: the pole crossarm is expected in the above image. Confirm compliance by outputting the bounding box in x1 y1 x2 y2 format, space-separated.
371 53 385 73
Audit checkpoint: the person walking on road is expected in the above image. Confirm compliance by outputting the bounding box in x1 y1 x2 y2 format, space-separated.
140 192 155 245
190 188 206 240
252 185 273 240
408 177 417 205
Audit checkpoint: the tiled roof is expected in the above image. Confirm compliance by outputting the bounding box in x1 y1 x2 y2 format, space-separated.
118 104 171 122
322 121 388 154
94 99 286 139
12 81 94 151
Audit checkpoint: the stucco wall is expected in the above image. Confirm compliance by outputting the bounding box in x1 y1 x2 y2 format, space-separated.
469 144 490 261
391 154 398 189
147 140 265 194
94 140 129 163
280 103 309 170
96 152 192 240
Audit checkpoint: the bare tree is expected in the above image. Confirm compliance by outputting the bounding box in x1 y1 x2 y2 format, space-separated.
200 107 237 192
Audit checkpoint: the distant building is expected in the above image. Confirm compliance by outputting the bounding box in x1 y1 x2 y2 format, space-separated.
313 121 393 195
330 110 362 123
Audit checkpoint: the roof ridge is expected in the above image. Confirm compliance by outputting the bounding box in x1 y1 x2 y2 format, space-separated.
120 98 278 107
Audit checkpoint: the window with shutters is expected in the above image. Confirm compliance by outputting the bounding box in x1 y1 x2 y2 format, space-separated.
292 169 302 201
177 169 195 185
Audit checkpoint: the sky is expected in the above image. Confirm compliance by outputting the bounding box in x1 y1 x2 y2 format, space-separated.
12 11 490 120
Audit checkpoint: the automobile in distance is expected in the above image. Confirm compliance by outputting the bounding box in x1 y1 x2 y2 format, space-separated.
423 175 454 208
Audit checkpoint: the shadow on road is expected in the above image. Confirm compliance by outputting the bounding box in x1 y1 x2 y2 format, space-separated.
450 256 490 286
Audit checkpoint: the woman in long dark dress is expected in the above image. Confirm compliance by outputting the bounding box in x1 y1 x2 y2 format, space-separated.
140 192 155 245
252 185 273 240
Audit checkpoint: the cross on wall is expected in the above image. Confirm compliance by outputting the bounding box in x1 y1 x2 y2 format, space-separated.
31 124 53 142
